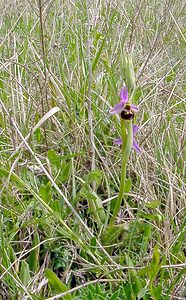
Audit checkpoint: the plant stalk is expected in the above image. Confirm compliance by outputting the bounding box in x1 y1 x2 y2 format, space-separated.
109 120 133 225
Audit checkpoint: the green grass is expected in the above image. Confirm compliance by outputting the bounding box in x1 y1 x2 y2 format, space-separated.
0 0 186 299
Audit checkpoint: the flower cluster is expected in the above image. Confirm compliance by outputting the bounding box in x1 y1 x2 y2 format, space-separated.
110 87 141 153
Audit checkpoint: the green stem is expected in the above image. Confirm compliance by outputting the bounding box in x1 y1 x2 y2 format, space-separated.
109 120 133 225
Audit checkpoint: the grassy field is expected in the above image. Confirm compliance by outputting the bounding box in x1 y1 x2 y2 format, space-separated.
0 0 186 299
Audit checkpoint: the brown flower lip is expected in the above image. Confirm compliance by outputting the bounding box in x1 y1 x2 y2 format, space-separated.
121 110 134 120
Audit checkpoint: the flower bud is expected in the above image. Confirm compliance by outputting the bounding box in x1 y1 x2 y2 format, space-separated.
123 54 136 92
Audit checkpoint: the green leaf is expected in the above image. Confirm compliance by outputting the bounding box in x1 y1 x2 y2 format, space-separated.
124 177 132 193
153 285 163 300
125 256 146 298
29 293 45 300
149 245 161 282
28 232 40 273
92 37 106 73
137 287 149 299
35 128 41 142
102 223 128 245
48 150 60 167
151 245 160 269
39 182 52 204
45 269 71 300
141 213 163 222
47 150 83 164
52 200 62 217
138 266 150 277
20 260 30 286
9 246 17 264
90 237 96 253
88 289 94 300
123 282 136 300
110 289 120 300
34 112 41 142
60 162 71 182
80 184 106 224
132 87 142 104
166 69 175 82
146 201 161 209
84 170 103 186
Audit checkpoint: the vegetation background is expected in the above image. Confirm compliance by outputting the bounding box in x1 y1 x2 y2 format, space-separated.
0 0 185 299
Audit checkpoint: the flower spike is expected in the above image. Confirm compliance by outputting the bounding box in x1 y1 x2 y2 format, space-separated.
114 124 141 153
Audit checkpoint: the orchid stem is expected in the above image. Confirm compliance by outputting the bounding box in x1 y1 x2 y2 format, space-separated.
109 160 127 225
109 120 133 225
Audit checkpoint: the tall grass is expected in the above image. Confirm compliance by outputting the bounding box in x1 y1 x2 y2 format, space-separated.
0 0 185 299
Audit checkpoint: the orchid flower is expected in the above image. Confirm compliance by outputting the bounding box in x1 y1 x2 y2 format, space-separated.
110 87 141 153
114 124 141 153
109 87 139 116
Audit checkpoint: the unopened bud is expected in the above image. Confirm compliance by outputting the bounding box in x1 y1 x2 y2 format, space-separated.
124 54 136 92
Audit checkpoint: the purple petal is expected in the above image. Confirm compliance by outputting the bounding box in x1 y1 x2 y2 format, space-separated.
131 104 139 112
119 87 128 104
132 124 139 136
109 102 124 115
114 138 122 145
133 139 141 153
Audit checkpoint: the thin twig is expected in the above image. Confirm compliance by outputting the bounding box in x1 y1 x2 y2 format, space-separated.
86 0 96 189
38 0 49 149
